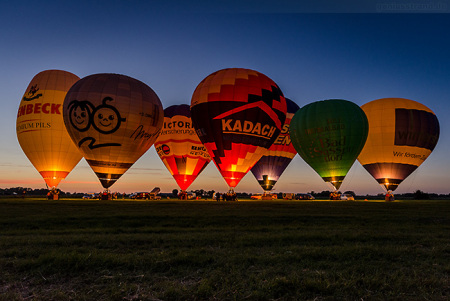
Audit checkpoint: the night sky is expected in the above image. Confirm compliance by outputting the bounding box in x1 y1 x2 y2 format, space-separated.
2 1 449 194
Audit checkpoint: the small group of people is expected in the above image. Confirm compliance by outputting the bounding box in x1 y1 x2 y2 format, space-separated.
214 191 238 201
385 190 395 202
329 191 341 200
47 187 60 200
178 190 188 200
98 191 120 200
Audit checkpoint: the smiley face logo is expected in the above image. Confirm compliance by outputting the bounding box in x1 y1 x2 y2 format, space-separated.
68 100 95 132
92 97 126 134
94 107 118 132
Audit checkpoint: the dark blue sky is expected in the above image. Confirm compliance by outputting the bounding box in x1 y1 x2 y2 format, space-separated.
2 1 449 194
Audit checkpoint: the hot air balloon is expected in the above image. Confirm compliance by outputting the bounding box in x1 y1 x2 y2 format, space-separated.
290 99 369 191
16 70 82 189
154 104 211 193
190 68 287 192
63 73 163 191
251 98 300 192
357 98 439 191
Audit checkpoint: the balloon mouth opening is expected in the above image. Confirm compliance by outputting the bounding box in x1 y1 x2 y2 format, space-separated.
322 176 345 191
328 181 341 191
376 178 401 192
258 175 276 192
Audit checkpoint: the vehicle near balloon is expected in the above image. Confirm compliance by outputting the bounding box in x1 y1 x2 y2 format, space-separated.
82 193 99 199
340 193 355 201
251 98 300 193
16 70 83 195
131 191 161 200
295 193 315 200
282 193 295 200
357 98 439 191
62 73 163 196
190 68 287 193
154 104 210 193
290 99 369 191
250 193 277 200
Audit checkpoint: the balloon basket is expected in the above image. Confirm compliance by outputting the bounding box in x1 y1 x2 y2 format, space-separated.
101 190 112 201
262 192 273 200
224 188 238 201
385 191 395 202
329 191 341 200
178 190 188 200
47 187 60 200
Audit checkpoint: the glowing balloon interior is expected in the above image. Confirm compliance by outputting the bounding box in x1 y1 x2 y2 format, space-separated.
290 99 369 191
154 104 211 191
16 70 82 188
251 98 300 192
190 68 287 189
63 73 163 189
357 98 439 191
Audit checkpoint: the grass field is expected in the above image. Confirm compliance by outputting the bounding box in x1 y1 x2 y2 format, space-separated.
0 198 448 300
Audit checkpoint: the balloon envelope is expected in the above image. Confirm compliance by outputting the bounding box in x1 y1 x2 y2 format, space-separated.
63 73 163 189
154 104 211 191
16 70 82 188
251 98 300 192
190 68 287 188
290 99 369 190
357 98 439 191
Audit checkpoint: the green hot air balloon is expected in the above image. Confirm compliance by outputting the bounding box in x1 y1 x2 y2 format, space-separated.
290 99 369 191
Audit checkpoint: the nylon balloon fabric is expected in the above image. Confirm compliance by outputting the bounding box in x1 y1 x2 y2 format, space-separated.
357 98 439 191
17 70 82 188
251 98 300 192
290 99 369 191
63 73 163 189
154 104 211 191
190 68 287 188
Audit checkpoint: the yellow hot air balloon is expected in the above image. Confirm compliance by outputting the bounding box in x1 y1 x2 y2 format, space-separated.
62 73 163 190
16 70 82 188
357 98 439 191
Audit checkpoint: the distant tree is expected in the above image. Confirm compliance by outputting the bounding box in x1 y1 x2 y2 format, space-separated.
414 190 429 200
172 189 178 197
314 190 332 198
194 189 205 197
344 191 356 197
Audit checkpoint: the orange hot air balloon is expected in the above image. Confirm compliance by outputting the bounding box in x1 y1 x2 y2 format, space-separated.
357 98 439 191
16 70 82 188
63 73 163 189
154 104 211 191
190 68 287 190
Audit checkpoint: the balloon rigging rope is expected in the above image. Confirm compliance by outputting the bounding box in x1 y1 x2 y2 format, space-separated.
344 163 357 191
405 169 419 193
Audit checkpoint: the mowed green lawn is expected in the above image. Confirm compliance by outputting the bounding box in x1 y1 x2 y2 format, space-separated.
0 198 448 300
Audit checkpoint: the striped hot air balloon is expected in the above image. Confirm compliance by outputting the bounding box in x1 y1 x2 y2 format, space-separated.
154 104 210 191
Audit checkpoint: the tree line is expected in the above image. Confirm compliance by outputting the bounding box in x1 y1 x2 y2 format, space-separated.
1 187 449 200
